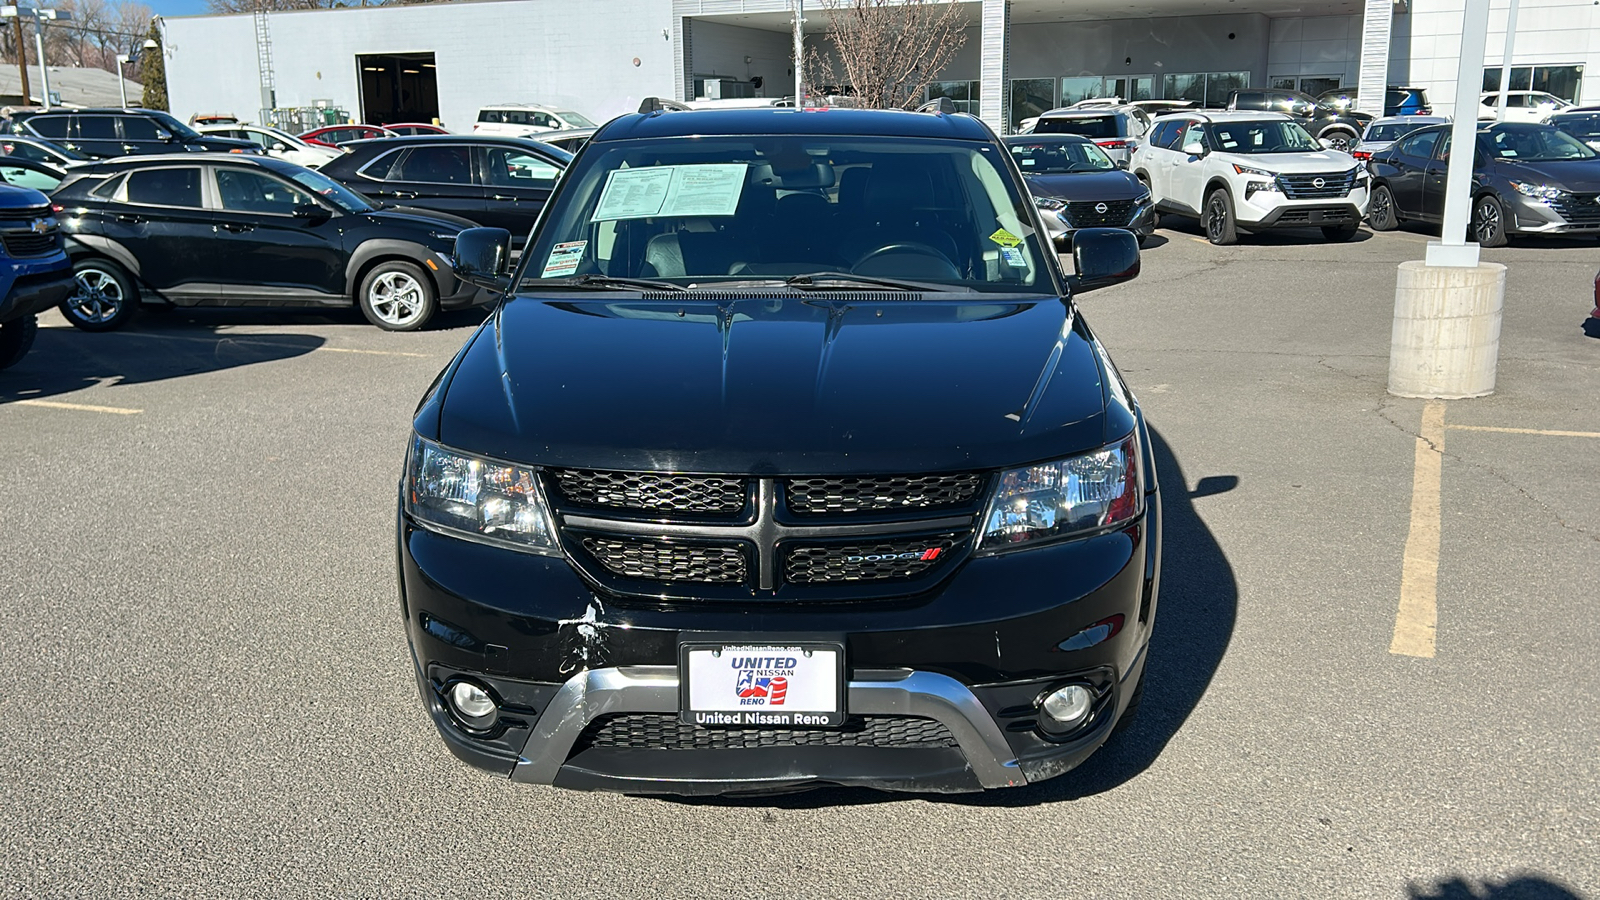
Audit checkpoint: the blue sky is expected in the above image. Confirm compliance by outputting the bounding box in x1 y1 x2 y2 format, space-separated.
149 0 214 18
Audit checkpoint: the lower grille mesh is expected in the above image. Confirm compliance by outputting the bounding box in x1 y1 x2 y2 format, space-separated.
579 537 747 584
573 714 959 751
785 533 961 584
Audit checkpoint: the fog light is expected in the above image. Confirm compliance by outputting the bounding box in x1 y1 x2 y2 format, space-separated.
1041 684 1093 729
447 681 498 728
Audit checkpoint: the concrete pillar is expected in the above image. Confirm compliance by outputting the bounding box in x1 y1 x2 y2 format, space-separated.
1388 261 1506 399
1356 0 1394 116
979 0 1009 133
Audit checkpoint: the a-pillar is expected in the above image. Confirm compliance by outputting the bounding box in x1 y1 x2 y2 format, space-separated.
1356 0 1394 116
980 0 1010 133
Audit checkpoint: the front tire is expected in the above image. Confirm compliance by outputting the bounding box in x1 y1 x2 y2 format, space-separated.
1204 188 1238 245
1473 194 1510 248
1367 184 1400 231
0 313 38 370
1320 130 1357 153
358 261 437 332
61 259 139 332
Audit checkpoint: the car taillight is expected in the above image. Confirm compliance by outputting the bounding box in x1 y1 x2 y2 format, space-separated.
1352 150 1371 160
1095 139 1129 150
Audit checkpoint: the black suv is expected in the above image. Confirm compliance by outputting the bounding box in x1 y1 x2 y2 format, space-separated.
51 155 489 331
398 108 1161 795
1227 89 1374 152
23 108 254 159
318 135 571 247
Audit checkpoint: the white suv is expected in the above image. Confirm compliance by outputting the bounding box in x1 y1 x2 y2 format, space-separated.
1130 111 1368 245
473 104 597 137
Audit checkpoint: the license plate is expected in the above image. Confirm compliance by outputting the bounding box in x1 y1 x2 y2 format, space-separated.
679 642 845 728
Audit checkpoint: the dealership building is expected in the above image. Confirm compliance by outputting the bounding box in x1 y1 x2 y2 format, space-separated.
161 0 1597 134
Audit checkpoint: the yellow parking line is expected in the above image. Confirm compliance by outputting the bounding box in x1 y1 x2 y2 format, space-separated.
1447 425 1600 439
1391 400 1445 659
14 399 142 415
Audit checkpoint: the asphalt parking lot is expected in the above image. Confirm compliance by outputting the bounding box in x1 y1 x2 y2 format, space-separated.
1 221 1595 899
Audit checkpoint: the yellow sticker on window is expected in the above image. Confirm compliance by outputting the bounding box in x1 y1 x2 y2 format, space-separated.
989 228 1022 248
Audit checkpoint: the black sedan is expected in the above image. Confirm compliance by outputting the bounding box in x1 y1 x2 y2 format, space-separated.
1366 122 1600 246
317 135 571 247
50 155 489 331
1003 134 1155 248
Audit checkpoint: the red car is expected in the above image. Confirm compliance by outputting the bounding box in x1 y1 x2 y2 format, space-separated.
298 124 397 148
384 122 450 136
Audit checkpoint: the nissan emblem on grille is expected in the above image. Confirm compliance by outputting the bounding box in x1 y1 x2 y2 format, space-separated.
1312 177 1326 189
1094 202 1108 214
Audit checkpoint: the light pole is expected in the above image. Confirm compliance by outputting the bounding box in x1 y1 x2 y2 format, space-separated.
115 53 129 107
0 6 71 110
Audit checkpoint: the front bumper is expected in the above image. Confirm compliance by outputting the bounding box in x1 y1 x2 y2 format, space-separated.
1044 201 1157 249
0 256 73 325
1237 185 1369 230
1504 193 1600 235
399 495 1161 794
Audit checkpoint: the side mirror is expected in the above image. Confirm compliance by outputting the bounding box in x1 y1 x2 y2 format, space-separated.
1318 137 1334 149
451 226 513 291
1066 227 1140 296
1115 158 1129 170
1181 141 1205 156
271 141 289 152
156 129 173 141
292 202 330 221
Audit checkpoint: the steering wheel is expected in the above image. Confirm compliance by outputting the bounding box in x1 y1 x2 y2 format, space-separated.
853 242 961 278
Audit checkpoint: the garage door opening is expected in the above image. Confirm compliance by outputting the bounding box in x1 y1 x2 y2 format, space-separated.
358 52 439 126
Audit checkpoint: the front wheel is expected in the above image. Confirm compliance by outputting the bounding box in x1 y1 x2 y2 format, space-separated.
359 261 437 332
1367 184 1400 231
1320 130 1357 153
1204 188 1238 245
61 259 139 332
1473 194 1510 248
0 313 38 370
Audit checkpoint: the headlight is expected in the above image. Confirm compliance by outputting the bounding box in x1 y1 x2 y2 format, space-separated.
978 433 1143 552
1232 163 1277 179
1511 180 1570 202
405 436 561 555
1033 196 1066 211
1132 188 1151 204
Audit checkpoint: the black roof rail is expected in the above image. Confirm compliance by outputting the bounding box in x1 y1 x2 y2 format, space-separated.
917 97 956 115
638 97 692 114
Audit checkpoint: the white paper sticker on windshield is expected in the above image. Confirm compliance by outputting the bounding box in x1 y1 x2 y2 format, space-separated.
592 168 674 221
591 164 748 221
1000 246 1028 269
541 240 587 277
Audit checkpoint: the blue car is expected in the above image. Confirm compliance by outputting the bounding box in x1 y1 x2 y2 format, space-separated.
0 184 74 370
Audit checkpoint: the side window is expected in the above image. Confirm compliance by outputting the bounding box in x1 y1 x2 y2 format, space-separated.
477 110 500 123
531 112 554 128
78 116 118 140
506 111 529 125
28 116 68 139
1180 123 1206 151
125 167 203 207
395 145 472 184
90 173 127 199
119 116 162 140
1396 130 1440 159
481 147 560 186
244 130 273 149
2 141 48 163
1148 121 1176 150
359 148 402 180
0 165 60 191
215 168 314 214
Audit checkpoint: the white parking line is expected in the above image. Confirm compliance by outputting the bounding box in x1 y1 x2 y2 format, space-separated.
14 399 142 415
1391 400 1445 659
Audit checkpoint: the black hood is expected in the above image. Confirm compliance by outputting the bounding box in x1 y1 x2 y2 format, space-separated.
1022 170 1146 201
1490 157 1600 192
430 294 1115 475
365 205 476 231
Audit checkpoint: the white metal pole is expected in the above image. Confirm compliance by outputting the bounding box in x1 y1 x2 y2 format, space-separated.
792 0 803 107
1494 0 1520 120
1430 0 1491 267
33 23 49 110
116 55 128 107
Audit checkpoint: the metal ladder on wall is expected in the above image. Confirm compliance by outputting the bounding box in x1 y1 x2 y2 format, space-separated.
254 1 275 121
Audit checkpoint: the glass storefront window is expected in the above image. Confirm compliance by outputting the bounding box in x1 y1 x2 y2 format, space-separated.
927 80 980 115
1060 76 1113 106
1009 78 1056 132
1206 71 1250 104
1163 73 1206 104
1484 65 1584 103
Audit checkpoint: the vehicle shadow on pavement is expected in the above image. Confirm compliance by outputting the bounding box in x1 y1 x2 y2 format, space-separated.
0 326 325 405
671 426 1240 810
1157 215 1375 246
1407 874 1587 900
130 306 491 332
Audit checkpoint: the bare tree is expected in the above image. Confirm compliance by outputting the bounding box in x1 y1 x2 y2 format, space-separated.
815 0 967 110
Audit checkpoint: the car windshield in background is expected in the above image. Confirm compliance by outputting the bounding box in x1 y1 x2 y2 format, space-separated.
1365 123 1428 142
1478 125 1596 161
1007 138 1115 173
1033 115 1118 139
288 169 373 213
1551 114 1600 140
1209 120 1319 153
150 112 201 141
555 111 596 128
522 135 1051 293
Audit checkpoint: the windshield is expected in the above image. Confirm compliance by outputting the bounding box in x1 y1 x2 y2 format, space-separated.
1364 122 1430 143
555 111 597 128
1552 114 1600 139
148 112 201 141
1477 125 1596 161
288 169 373 213
1032 115 1119 139
1208 120 1320 154
522 135 1052 293
1005 138 1115 173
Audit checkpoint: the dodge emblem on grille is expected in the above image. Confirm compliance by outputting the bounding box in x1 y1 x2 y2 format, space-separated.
1094 202 1108 214
1312 177 1326 189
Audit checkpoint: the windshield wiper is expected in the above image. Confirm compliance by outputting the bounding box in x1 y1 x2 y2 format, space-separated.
783 272 949 292
520 274 689 292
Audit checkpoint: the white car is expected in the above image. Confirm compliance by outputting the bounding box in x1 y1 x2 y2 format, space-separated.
196 124 340 168
1130 110 1369 245
1478 91 1574 123
473 104 597 137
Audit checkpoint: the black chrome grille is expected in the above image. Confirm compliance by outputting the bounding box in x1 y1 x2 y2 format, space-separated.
1275 170 1357 199
579 536 747 584
785 533 961 584
573 713 959 751
1 232 57 257
1550 193 1600 224
785 474 982 515
550 469 747 515
1275 206 1355 225
1065 199 1137 227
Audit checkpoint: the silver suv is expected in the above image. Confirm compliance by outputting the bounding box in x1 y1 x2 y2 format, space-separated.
1025 107 1151 165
